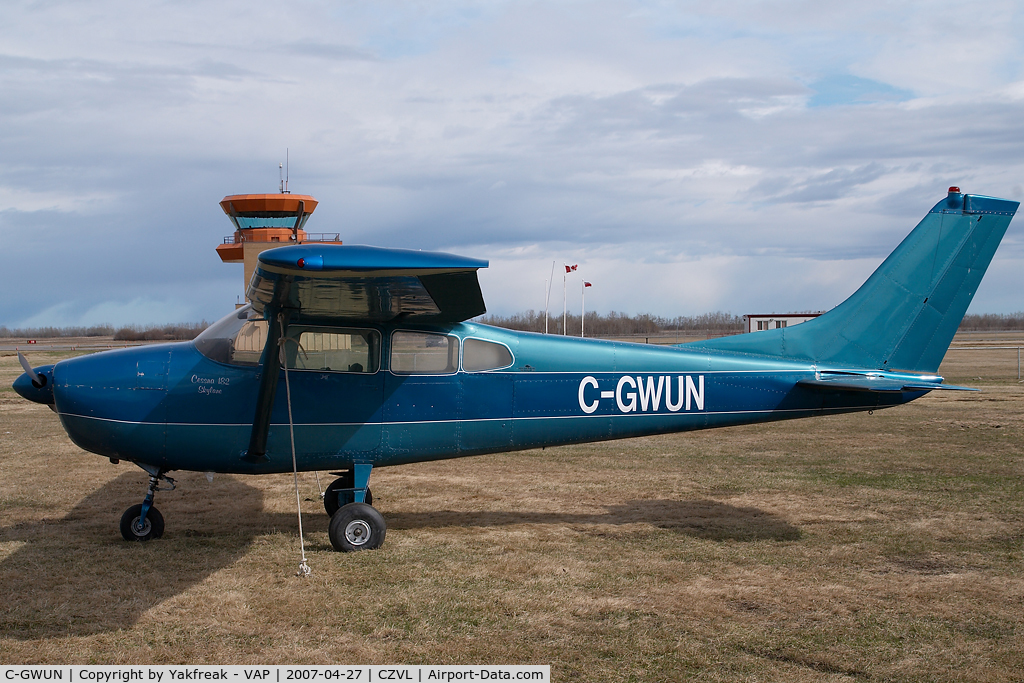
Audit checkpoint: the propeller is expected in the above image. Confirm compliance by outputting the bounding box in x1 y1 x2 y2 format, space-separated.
17 350 43 387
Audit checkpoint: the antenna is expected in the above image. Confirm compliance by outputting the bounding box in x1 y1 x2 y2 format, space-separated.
278 149 291 194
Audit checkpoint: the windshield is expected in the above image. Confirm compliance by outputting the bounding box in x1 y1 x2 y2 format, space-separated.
194 304 269 366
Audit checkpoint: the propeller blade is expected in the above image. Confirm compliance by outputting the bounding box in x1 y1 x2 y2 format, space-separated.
17 350 42 386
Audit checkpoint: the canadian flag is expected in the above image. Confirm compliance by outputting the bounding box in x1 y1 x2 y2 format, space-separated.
565 264 577 273
584 281 592 287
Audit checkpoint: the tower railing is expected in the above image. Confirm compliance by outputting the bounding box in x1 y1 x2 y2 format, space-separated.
222 233 341 244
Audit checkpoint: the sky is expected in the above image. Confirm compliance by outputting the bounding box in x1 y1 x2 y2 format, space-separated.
2 0 1023 328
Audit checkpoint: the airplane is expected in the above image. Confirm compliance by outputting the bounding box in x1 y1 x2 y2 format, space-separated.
13 187 1019 552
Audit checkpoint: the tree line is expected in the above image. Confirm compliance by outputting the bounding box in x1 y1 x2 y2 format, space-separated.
957 312 1024 331
110 323 209 341
476 310 746 336
0 322 208 340
2 311 1023 340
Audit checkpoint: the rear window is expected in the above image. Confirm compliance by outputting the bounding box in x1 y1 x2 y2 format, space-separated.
391 331 459 374
462 338 513 372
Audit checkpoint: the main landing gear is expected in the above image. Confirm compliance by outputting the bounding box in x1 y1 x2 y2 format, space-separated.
323 471 373 516
120 466 175 542
324 464 386 552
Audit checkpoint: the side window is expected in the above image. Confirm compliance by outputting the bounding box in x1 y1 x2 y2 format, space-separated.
231 320 269 365
462 338 513 372
291 328 380 373
194 304 268 366
391 331 459 374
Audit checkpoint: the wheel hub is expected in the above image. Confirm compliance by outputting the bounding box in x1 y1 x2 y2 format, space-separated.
344 519 372 546
132 517 151 536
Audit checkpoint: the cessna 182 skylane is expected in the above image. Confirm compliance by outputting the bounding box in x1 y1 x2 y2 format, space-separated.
13 188 1019 552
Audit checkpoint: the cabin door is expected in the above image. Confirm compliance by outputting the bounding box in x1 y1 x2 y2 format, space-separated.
280 326 384 460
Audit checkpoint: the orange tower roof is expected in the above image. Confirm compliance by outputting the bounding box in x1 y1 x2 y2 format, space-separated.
220 194 319 215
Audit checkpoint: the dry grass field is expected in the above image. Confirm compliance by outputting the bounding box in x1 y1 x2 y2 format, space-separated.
1 341 1022 680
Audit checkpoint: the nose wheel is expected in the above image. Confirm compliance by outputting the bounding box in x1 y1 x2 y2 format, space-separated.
120 503 164 541
120 467 175 542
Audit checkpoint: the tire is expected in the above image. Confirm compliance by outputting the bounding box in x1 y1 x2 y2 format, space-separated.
120 503 165 542
324 474 372 516
328 502 386 552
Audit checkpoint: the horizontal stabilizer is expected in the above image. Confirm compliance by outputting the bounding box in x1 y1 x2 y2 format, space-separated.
798 373 976 393
248 244 488 323
899 382 976 392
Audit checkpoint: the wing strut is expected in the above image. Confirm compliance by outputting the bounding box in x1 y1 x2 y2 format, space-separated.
243 280 293 463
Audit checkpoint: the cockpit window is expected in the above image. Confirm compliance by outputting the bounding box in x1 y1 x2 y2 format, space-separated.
287 327 380 373
390 331 459 374
462 338 513 372
194 304 269 366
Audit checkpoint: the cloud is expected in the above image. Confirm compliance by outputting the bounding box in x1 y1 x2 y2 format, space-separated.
0 187 118 213
281 43 378 62
750 163 889 203
15 298 202 329
1 0 1023 327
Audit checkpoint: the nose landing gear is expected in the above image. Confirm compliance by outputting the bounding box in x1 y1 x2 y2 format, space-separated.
120 467 175 542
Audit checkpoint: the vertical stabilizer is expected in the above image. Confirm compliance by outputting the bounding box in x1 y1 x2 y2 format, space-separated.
690 189 1019 373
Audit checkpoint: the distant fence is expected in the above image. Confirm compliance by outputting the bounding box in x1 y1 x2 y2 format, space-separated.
944 346 1022 380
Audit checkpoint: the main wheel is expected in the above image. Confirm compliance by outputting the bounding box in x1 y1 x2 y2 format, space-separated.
324 474 372 516
328 502 386 552
119 504 165 542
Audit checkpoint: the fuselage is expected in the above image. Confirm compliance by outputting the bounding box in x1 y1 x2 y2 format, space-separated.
38 319 916 475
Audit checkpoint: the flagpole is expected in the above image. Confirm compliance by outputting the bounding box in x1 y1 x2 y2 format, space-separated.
581 281 585 338
562 267 567 336
544 261 554 334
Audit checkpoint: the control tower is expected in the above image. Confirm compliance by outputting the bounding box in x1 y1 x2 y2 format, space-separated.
215 192 343 299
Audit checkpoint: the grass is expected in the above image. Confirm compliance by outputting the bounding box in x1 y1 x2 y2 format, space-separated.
0 342 1022 680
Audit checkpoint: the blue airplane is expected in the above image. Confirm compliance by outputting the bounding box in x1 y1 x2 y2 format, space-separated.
13 188 1019 552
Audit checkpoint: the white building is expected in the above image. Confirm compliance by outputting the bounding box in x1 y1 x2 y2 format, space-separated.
743 313 822 334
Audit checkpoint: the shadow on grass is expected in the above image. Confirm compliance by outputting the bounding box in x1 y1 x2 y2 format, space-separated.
0 470 271 640
0 476 798 639
386 499 802 542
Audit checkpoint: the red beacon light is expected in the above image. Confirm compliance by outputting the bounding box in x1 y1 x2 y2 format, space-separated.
294 255 323 270
948 186 961 194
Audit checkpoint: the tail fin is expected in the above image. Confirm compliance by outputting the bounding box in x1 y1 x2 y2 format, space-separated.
692 189 1019 372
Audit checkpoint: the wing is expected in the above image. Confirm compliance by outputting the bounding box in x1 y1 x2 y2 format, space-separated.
247 244 489 323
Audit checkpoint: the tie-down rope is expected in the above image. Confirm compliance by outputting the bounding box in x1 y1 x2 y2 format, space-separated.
279 313 311 577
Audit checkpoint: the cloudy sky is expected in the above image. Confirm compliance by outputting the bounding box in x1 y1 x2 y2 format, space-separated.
2 1 1023 327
